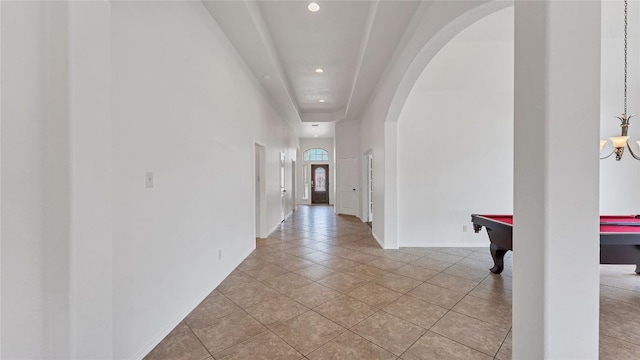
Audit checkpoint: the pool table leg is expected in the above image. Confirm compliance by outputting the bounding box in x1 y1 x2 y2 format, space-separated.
490 243 508 274
636 264 640 275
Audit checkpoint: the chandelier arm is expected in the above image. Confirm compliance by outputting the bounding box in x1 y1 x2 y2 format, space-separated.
626 141 640 160
624 0 628 114
600 149 616 160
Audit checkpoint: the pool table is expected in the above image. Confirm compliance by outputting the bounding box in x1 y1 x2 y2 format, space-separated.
471 214 640 274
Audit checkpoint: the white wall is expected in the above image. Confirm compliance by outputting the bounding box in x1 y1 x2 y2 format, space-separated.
394 2 640 248
111 2 297 358
600 0 640 214
335 120 362 217
397 7 514 247
1 2 47 357
68 2 114 358
358 1 501 248
298 137 334 205
2 1 298 358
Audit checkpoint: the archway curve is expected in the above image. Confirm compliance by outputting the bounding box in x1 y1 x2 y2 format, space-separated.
379 0 512 249
385 0 513 124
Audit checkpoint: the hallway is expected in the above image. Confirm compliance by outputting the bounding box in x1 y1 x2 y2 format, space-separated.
146 206 640 359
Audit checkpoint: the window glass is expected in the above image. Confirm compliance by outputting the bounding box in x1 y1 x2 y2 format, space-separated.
314 167 326 192
303 165 310 199
303 148 329 161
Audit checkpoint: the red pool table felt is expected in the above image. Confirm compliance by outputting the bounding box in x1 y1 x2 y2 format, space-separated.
478 215 640 233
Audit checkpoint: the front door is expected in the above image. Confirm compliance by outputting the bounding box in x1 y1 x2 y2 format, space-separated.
311 165 329 204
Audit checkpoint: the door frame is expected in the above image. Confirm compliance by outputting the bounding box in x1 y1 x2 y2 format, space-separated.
363 150 373 222
311 164 330 204
280 152 286 222
254 143 267 238
291 159 296 212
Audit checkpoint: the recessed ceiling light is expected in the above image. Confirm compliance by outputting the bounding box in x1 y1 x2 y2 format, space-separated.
319 99 325 103
315 68 324 73
262 75 271 80
308 2 320 12
314 134 319 137
311 124 319 127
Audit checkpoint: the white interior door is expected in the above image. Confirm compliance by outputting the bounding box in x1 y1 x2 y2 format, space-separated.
337 157 357 215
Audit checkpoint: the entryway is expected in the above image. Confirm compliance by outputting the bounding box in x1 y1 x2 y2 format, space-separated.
311 164 329 204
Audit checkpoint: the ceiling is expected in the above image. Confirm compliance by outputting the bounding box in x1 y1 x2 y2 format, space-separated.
202 0 421 138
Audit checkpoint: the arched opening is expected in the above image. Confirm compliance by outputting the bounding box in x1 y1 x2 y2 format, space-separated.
396 6 514 247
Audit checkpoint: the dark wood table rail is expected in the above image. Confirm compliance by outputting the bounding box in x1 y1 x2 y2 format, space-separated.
471 214 640 274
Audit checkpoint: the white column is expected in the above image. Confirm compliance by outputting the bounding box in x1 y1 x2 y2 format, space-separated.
513 1 601 359
384 121 399 249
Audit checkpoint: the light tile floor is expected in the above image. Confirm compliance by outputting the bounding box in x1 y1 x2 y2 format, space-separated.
146 205 640 359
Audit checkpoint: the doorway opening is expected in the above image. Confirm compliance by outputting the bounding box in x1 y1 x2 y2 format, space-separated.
364 150 373 225
291 159 296 212
255 143 266 238
311 164 329 204
280 152 286 222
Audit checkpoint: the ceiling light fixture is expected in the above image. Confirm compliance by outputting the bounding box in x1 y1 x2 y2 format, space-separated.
315 68 324 73
319 99 325 103
601 0 640 161
314 134 319 137
308 2 320 12
262 75 271 80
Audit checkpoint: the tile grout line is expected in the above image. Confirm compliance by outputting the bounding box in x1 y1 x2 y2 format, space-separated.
153 207 522 359
396 253 507 358
235 306 306 358
182 320 217 360
267 307 348 357
493 328 511 360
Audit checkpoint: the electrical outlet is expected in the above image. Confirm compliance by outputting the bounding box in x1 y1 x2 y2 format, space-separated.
145 172 154 188
462 225 468 232
218 249 222 260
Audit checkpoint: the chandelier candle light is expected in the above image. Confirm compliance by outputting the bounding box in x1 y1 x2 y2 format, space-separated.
601 0 640 161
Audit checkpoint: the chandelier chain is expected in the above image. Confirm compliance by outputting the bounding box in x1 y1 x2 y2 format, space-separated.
625 0 628 115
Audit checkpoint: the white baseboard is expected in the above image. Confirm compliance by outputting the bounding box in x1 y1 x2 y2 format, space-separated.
398 242 490 248
372 230 384 248
136 246 252 359
267 222 280 237
371 230 401 249
264 212 294 238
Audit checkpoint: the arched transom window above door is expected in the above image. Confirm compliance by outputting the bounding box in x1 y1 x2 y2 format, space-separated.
303 148 329 161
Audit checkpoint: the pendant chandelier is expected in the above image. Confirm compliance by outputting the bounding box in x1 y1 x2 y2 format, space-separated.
600 0 640 161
